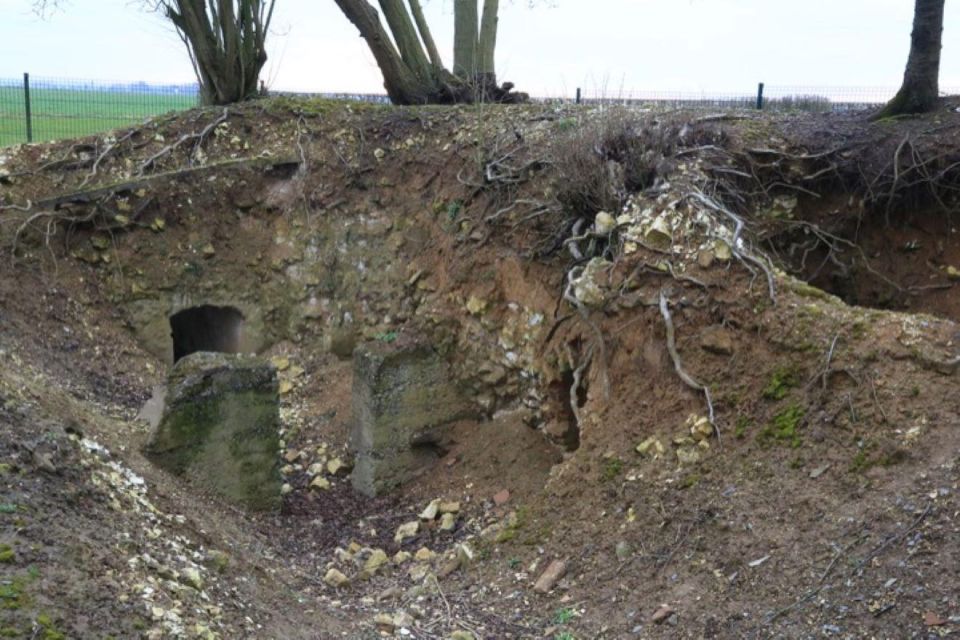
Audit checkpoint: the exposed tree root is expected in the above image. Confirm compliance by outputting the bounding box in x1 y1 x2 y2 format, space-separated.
687 189 777 303
659 290 718 441
561 269 611 402
5 156 299 265
80 128 139 188
565 342 594 433
137 107 229 175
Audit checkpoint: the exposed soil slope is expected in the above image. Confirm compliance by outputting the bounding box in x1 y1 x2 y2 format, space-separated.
1 100 959 639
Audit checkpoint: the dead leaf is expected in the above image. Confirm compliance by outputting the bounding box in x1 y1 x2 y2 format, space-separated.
924 611 947 626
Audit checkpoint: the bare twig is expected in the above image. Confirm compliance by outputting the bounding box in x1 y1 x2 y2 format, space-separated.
805 334 840 393
138 107 229 175
430 575 452 621
849 502 932 576
819 535 869 584
767 585 833 623
869 375 888 423
0 200 33 212
486 198 554 224
294 115 309 176
80 128 138 187
769 219 905 294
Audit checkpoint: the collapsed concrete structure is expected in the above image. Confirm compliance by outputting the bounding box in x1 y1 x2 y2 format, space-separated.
350 339 475 497
145 352 281 511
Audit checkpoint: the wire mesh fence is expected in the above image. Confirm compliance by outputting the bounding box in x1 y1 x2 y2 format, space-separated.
547 85 960 111
274 90 392 104
0 74 198 147
3 75 960 148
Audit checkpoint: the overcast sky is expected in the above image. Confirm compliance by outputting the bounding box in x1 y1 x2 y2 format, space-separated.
2 0 960 99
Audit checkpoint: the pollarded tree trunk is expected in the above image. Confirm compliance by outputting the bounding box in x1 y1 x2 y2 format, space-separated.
478 0 498 77
875 0 945 118
332 0 448 104
458 0 500 100
333 0 523 105
165 0 276 106
406 0 443 70
32 0 275 105
453 0 479 78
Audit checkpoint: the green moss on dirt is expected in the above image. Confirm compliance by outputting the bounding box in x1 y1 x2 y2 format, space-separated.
601 457 623 481
760 404 805 448
146 355 281 511
762 366 801 400
788 280 837 302
681 472 702 489
0 573 32 610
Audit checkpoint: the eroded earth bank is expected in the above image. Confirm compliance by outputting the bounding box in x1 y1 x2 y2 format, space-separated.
1 100 959 639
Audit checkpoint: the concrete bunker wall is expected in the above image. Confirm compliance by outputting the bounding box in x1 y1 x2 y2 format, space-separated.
145 352 281 511
350 340 478 497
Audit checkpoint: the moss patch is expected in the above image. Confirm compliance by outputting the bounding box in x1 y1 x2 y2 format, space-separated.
35 613 64 640
850 441 909 473
734 416 751 439
601 457 623 482
788 279 838 302
760 404 805 448
0 574 32 610
762 366 801 400
681 472 702 489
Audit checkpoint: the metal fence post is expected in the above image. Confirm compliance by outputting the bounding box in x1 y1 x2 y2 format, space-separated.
576 87 581 105
756 82 765 110
23 72 33 143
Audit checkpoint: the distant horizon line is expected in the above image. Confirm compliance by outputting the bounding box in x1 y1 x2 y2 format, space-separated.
4 75 960 104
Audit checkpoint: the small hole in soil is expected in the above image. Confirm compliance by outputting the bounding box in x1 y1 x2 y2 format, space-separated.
547 369 585 452
170 305 245 363
410 440 450 460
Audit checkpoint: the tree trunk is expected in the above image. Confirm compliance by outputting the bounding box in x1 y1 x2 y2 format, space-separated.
377 0 434 82
165 0 274 106
407 0 444 70
453 0 478 78
475 0 499 98
333 0 443 104
477 0 498 76
334 0 524 105
875 0 945 118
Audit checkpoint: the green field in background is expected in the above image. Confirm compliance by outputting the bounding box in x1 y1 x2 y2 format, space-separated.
0 86 197 146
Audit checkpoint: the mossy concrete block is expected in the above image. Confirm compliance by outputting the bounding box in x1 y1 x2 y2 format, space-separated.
145 352 281 511
350 340 474 496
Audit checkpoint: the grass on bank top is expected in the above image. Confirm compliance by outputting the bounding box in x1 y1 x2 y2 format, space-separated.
0 85 197 147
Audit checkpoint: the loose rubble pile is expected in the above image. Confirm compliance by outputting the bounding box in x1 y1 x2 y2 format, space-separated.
77 436 235 639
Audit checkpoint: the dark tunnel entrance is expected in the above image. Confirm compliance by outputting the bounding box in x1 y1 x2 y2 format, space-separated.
170 305 245 363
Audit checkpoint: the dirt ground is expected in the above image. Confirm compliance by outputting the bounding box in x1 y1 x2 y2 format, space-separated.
1 99 959 639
